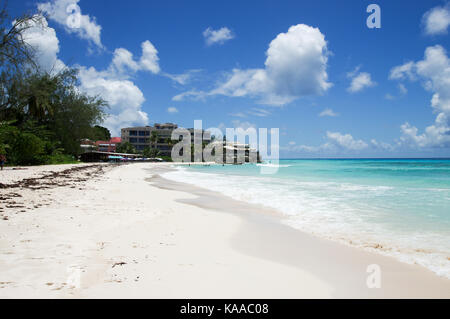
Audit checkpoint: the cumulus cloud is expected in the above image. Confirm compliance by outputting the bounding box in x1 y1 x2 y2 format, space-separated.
284 132 369 154
422 4 450 35
111 40 160 75
389 61 416 81
347 67 376 93
167 107 178 114
38 0 103 48
20 15 66 73
326 132 368 150
77 66 149 135
319 108 338 117
371 139 395 152
391 45 450 148
175 24 332 106
203 27 234 46
73 40 161 134
22 15 159 136
75 41 160 134
139 41 161 73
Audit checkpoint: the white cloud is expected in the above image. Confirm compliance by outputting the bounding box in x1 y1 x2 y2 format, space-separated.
422 4 450 35
391 45 450 148
229 108 271 118
139 40 161 74
177 24 332 106
38 0 103 48
319 108 338 117
111 48 139 73
74 40 162 134
389 61 416 81
203 27 234 46
111 40 160 75
229 112 247 118
231 120 256 130
347 68 376 93
20 15 66 74
385 84 408 100
248 108 271 117
371 139 394 151
77 66 149 135
163 69 202 85
167 107 178 114
285 132 369 154
22 16 158 136
326 132 368 150
398 83 408 95
173 89 207 102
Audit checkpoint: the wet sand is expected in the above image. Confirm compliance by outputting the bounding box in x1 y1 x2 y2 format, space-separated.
0 163 449 298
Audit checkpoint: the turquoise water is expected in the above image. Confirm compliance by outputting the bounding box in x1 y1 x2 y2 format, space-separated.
163 159 450 278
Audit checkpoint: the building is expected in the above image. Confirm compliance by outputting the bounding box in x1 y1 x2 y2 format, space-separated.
95 137 122 153
80 139 96 153
216 141 262 164
121 123 211 156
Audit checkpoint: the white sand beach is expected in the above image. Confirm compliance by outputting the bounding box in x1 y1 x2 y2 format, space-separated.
0 163 449 299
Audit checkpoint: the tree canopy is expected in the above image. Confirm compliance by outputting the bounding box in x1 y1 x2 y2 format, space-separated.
0 3 109 165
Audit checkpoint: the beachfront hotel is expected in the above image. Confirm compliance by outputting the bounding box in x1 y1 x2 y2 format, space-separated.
121 123 212 156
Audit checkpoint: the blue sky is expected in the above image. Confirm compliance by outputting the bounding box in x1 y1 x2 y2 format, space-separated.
11 0 450 157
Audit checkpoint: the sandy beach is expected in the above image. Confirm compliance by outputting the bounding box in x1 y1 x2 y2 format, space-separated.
0 163 449 299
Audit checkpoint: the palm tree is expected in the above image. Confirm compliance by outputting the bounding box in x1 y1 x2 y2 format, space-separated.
26 73 58 119
165 137 175 148
150 131 159 149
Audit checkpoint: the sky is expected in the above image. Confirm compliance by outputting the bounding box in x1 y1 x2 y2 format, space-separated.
9 0 450 158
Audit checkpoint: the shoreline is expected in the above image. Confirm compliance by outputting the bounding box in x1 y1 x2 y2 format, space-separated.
149 166 450 298
0 163 449 298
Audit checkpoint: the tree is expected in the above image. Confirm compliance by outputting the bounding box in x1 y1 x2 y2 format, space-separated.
143 147 160 158
116 142 136 154
91 125 111 141
0 4 44 118
0 3 108 165
0 4 41 71
11 131 44 165
150 131 159 149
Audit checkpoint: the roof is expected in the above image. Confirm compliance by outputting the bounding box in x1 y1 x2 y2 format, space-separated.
95 137 122 146
86 151 143 157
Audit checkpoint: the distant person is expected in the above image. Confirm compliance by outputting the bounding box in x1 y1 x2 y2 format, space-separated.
0 154 6 171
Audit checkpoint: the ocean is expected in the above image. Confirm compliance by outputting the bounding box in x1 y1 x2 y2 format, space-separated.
162 159 450 278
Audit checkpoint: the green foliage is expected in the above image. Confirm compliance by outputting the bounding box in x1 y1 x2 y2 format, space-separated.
91 125 111 141
159 155 173 162
0 4 108 166
43 153 78 165
116 142 137 154
10 132 44 165
143 147 160 158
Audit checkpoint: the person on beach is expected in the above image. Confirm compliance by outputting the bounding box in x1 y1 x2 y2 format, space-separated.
0 154 6 170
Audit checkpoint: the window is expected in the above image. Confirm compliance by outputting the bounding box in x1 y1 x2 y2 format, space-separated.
129 131 138 136
139 131 147 136
138 138 147 143
130 138 137 143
